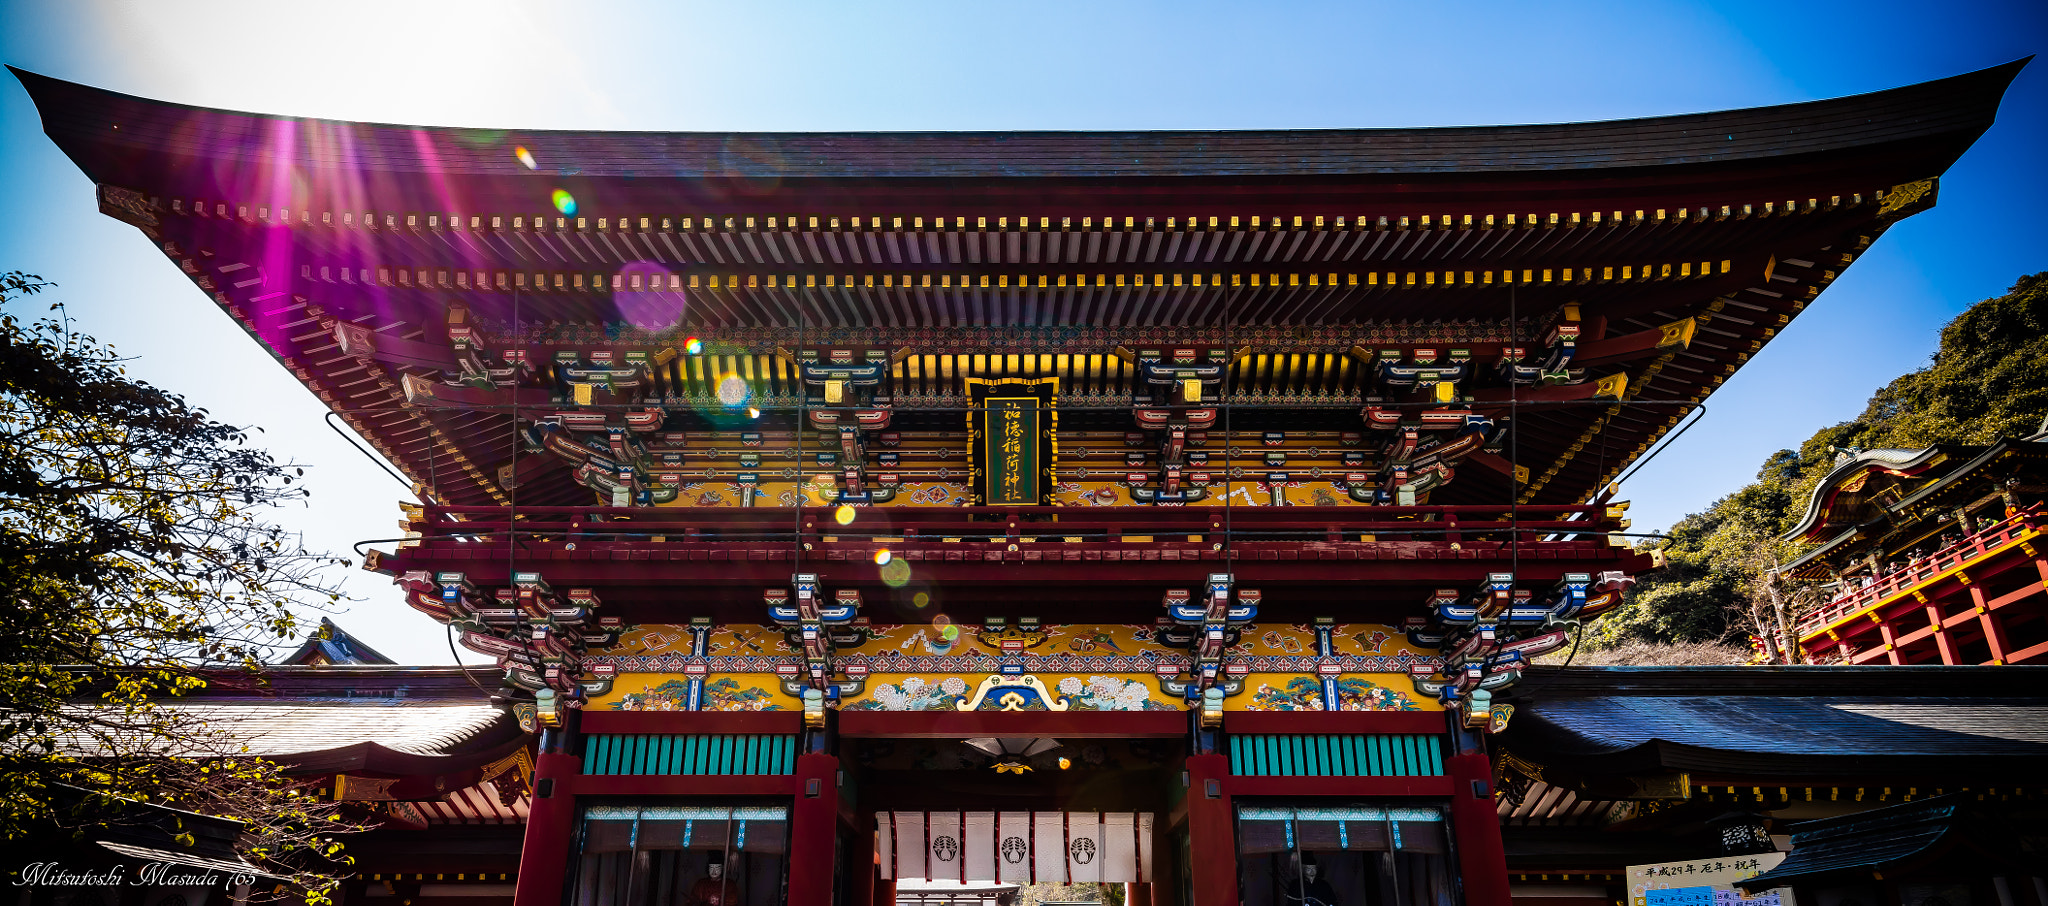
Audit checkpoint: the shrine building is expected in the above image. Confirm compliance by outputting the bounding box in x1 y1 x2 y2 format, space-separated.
11 58 2033 906
1781 423 2048 665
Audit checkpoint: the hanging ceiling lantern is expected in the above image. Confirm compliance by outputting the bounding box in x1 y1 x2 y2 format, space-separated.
964 737 1062 774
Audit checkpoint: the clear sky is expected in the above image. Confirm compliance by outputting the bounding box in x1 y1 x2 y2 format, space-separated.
2 0 2042 664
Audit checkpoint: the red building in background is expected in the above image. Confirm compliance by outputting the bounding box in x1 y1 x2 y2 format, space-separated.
11 59 2032 906
1783 428 2048 665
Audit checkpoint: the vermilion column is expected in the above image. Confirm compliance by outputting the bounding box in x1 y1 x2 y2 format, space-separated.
789 752 842 906
1183 753 1237 906
1447 752 1510 906
514 713 582 906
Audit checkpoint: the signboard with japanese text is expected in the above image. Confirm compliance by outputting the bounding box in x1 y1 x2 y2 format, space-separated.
1629 854 1795 906
983 397 1041 505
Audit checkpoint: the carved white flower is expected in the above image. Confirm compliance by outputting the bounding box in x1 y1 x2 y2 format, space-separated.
1058 677 1086 695
902 676 927 693
940 676 968 696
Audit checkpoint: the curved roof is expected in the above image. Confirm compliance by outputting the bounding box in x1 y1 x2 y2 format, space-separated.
1782 445 1964 542
10 60 2027 182
10 62 2028 509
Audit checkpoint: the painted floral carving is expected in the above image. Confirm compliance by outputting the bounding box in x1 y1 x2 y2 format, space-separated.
846 676 971 711
1252 676 1420 711
1055 675 1171 711
609 677 782 711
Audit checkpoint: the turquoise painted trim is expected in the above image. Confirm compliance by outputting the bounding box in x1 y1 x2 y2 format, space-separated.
582 734 797 776
1231 734 1444 778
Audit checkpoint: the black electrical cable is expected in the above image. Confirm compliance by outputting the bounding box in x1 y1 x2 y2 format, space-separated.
1613 402 1709 487
325 410 413 489
447 621 495 695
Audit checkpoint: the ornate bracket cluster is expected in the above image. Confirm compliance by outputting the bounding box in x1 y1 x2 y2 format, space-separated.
1155 574 1261 722
766 573 870 702
1497 304 1586 386
1403 570 1633 730
1356 400 1502 505
398 569 616 727
784 346 906 505
1121 346 1243 504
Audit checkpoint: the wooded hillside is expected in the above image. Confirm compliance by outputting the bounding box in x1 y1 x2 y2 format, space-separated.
1589 272 2048 657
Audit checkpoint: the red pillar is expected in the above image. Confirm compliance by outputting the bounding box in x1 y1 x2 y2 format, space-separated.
513 750 581 906
789 752 842 906
849 813 876 906
1973 585 2012 664
1926 604 1960 665
1876 615 1903 665
1183 753 1237 906
874 880 896 906
1447 752 1510 906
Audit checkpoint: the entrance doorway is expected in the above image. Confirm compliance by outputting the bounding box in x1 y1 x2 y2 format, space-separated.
847 736 1184 906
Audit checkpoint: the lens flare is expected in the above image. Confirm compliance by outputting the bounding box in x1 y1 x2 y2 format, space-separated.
747 407 761 419
834 504 857 526
912 592 931 609
551 188 577 216
874 549 893 566
684 337 703 355
1058 757 1073 770
880 558 912 587
940 623 961 642
933 614 952 627
514 146 538 169
716 375 749 406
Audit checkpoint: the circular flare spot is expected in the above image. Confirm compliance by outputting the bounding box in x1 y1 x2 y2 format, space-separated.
684 337 703 355
933 614 952 627
716 375 749 406
834 504 857 526
514 146 537 169
747 406 761 419
874 549 892 566
912 592 931 609
880 558 912 587
551 188 577 216
940 624 960 641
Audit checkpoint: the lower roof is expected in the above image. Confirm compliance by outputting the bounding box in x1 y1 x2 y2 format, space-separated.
1501 666 2048 778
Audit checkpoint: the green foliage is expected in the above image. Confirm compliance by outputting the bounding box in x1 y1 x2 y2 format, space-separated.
0 272 362 897
1593 273 2048 652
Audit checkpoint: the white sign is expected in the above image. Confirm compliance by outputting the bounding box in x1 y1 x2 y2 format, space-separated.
1628 854 1797 906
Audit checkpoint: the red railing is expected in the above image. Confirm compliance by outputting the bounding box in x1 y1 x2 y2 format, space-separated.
401 503 1625 548
1796 505 2045 637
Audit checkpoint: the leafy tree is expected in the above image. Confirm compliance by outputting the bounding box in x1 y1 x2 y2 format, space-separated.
0 272 362 896
1593 273 2048 656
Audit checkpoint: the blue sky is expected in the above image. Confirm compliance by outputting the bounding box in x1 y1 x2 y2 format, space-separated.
2 0 2042 663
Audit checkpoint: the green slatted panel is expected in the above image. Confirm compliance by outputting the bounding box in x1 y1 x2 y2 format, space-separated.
583 734 798 775
1230 734 1444 777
